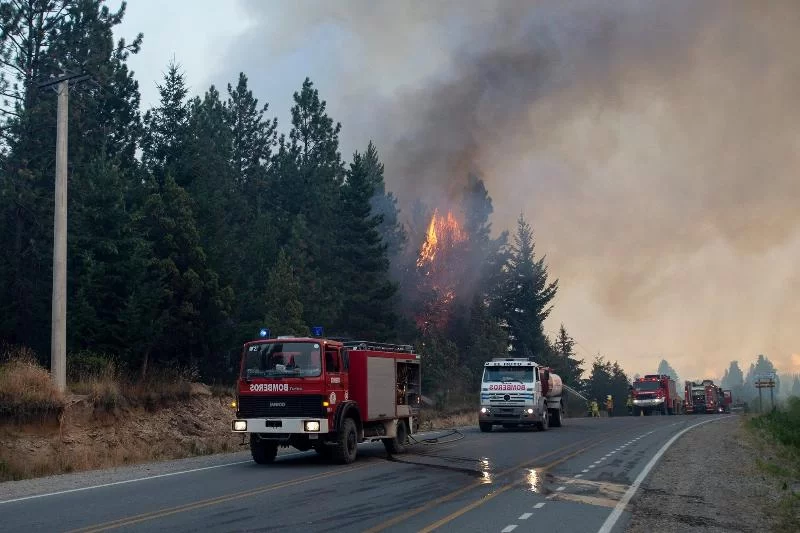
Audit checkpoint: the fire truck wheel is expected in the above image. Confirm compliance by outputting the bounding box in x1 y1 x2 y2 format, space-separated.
333 417 358 464
250 437 278 464
383 419 409 455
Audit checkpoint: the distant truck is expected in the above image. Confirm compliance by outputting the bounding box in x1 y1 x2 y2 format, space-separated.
231 335 422 464
685 379 722 414
722 389 732 413
478 357 564 432
631 374 682 415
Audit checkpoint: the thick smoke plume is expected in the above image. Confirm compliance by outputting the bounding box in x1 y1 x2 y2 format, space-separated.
232 0 800 377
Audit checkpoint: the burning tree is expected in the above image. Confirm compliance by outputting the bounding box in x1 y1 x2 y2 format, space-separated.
414 208 468 332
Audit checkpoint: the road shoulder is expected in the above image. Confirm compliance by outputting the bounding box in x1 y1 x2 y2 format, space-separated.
626 416 780 533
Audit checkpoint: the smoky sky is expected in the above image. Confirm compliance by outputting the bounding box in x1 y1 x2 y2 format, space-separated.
229 0 800 378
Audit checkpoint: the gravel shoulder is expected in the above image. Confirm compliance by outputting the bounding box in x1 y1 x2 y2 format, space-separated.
626 416 781 533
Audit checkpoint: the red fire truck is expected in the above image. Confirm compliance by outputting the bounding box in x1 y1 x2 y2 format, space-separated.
685 379 722 414
231 334 422 465
631 374 682 415
722 389 732 413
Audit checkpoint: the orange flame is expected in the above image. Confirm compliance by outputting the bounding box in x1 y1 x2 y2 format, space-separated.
417 209 467 268
415 209 467 332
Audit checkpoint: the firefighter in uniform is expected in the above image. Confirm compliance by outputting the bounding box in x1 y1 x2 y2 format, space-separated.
590 399 600 417
605 395 614 417
626 394 633 415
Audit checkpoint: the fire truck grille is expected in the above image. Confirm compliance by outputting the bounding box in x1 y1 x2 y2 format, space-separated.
238 395 326 418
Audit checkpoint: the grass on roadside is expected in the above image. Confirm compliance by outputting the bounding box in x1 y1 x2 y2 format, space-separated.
747 397 800 532
0 345 64 423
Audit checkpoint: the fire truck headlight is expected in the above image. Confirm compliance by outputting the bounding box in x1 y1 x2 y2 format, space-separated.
232 420 247 432
304 420 320 432
526 408 534 414
480 407 489 414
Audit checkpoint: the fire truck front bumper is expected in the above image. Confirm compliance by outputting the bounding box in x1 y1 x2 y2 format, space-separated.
231 417 330 434
479 405 540 423
632 398 664 407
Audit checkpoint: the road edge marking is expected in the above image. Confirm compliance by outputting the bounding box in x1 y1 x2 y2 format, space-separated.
596 415 732 533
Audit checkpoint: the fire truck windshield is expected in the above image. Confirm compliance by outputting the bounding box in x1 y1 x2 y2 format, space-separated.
242 342 322 378
483 367 533 383
634 381 660 391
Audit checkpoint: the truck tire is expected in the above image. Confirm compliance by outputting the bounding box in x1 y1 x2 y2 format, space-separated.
383 419 409 455
549 408 562 428
250 436 278 464
479 422 493 433
333 417 358 464
539 409 549 431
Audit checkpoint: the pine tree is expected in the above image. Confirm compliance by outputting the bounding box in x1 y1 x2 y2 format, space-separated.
656 359 680 386
67 156 144 354
141 60 190 183
551 324 584 387
334 148 398 339
363 142 407 261
273 78 345 325
263 249 307 336
135 174 232 377
225 72 277 202
503 213 558 359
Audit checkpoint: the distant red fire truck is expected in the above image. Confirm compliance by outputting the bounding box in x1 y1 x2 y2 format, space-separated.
685 379 723 414
231 330 422 465
631 374 682 415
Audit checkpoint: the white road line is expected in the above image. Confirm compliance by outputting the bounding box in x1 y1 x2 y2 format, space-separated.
575 474 583 478
0 452 307 505
596 416 730 533
556 486 566 492
519 513 533 520
594 460 602 464
501 525 518 532
582 469 590 473
534 502 546 509
588 465 596 469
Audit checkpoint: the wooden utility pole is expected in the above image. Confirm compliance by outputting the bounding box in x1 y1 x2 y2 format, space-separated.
37 70 90 393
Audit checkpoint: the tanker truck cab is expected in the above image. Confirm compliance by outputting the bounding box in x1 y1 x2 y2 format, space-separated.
478 358 563 433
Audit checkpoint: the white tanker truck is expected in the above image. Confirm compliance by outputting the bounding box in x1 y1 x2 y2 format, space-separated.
478 357 564 432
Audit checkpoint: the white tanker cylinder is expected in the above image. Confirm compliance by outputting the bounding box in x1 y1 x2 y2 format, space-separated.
542 370 563 397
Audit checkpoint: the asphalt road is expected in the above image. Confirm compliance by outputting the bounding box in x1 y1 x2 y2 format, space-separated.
0 414 731 533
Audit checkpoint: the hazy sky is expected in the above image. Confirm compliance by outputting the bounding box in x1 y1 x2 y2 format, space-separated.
113 0 800 382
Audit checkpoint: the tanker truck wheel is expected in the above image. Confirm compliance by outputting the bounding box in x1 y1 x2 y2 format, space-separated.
549 408 562 428
539 409 549 431
250 435 278 464
333 417 359 464
383 419 409 455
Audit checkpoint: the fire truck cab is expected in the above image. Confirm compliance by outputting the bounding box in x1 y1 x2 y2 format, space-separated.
231 332 421 465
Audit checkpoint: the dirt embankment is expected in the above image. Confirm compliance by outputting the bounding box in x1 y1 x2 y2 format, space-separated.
0 386 240 481
626 416 798 533
0 392 477 482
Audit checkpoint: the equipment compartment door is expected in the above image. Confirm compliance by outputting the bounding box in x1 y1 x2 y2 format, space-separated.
367 356 395 419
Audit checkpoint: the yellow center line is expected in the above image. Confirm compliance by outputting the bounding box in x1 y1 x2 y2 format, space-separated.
363 436 603 533
416 437 611 533
66 462 372 533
